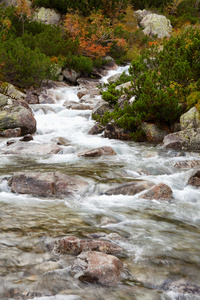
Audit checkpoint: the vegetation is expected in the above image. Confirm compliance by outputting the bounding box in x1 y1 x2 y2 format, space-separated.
97 26 200 140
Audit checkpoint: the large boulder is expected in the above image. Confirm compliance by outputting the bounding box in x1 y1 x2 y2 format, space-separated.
163 128 200 150
71 251 124 286
54 236 122 256
0 82 25 101
105 180 155 196
0 95 36 135
32 7 61 25
140 13 172 38
180 106 200 130
134 10 151 23
8 171 88 197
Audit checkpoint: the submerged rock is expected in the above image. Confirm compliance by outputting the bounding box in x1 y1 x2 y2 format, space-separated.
71 251 124 286
105 180 155 196
162 279 200 295
54 236 122 256
188 168 200 187
78 146 117 157
141 183 173 200
8 171 88 197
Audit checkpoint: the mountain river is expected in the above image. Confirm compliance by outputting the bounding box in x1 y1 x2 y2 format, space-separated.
0 66 200 300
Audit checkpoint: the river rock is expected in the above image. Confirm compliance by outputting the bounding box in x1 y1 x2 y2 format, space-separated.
0 96 36 135
141 183 173 200
88 123 106 135
188 168 200 187
174 160 200 169
0 82 25 101
141 122 168 142
0 128 21 137
78 146 117 157
1 141 61 155
62 68 81 84
51 137 70 146
140 13 172 38
105 180 155 196
163 128 200 150
92 102 112 117
54 236 122 255
8 171 88 197
32 7 61 25
162 279 200 295
104 122 133 140
107 73 122 83
71 251 124 286
180 106 200 130
38 93 55 104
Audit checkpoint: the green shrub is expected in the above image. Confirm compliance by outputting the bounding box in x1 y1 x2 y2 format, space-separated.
0 38 56 88
61 53 93 73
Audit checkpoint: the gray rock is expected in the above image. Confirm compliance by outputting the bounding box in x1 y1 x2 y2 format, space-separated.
92 102 112 117
32 7 61 25
62 68 81 84
71 251 124 286
88 123 106 135
134 9 152 23
163 128 200 150
162 279 200 295
107 73 122 83
0 96 36 135
104 122 133 140
180 106 200 130
140 13 172 38
141 122 168 142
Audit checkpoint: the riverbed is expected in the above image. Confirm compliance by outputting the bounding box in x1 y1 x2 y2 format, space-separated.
0 66 200 300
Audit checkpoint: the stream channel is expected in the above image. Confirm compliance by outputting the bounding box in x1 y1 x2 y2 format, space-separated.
0 66 200 300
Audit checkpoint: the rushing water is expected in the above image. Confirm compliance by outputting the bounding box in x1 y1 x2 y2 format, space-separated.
0 66 200 300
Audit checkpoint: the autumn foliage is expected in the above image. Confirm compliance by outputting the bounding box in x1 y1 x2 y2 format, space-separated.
64 10 127 58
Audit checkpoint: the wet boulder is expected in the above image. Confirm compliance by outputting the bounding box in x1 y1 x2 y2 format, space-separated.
0 94 36 135
163 128 200 150
8 171 88 197
188 168 200 187
0 141 61 155
141 183 173 200
71 251 124 286
54 236 122 256
78 146 116 157
105 180 155 196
